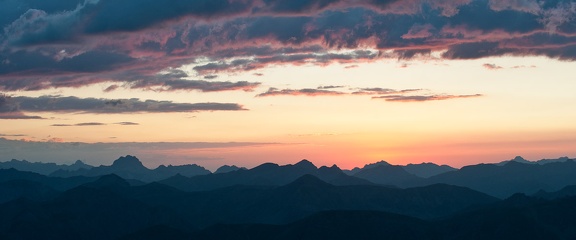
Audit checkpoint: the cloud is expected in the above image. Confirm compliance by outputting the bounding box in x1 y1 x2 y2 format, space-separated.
256 88 347 97
0 0 575 93
115 122 139 126
352 88 422 95
0 134 27 137
373 94 483 102
317 85 345 89
0 112 44 119
255 86 480 103
51 122 106 127
483 63 504 70
0 95 246 115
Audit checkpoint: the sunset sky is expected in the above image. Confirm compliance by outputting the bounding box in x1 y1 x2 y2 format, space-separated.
1 0 575 170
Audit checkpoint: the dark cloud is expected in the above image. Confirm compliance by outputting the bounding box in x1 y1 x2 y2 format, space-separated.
0 0 575 92
0 95 246 114
483 63 504 70
255 86 480 103
103 84 120 92
51 122 106 127
373 94 483 102
256 88 346 97
0 112 44 120
317 85 345 89
352 88 422 95
0 134 27 137
115 122 139 126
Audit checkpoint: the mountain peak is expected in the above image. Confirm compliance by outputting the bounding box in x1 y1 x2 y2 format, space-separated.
512 156 529 163
215 165 244 174
284 174 333 188
363 160 391 169
294 159 317 169
86 174 129 188
111 155 146 169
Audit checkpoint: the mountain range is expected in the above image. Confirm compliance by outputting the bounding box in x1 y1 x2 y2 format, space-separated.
2 168 576 240
2 155 575 199
49 155 210 182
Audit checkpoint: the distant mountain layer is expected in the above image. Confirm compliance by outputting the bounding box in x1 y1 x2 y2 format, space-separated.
160 160 374 191
0 173 497 239
2 155 576 199
191 194 576 240
345 157 576 199
425 160 576 198
50 155 211 182
344 161 456 178
0 159 92 175
0 171 575 240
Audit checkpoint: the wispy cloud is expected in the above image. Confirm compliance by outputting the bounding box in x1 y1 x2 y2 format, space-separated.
0 134 26 137
115 122 139 126
256 88 347 97
0 112 44 120
51 122 107 127
373 94 484 102
255 86 482 103
483 63 504 70
351 88 422 95
0 95 246 116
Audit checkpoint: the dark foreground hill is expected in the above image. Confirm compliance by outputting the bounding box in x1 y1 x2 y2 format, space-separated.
181 194 576 240
0 171 575 240
0 173 499 239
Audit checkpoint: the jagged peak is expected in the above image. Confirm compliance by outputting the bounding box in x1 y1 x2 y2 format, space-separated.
512 156 529 162
294 159 317 169
363 160 391 169
111 155 146 169
215 165 244 174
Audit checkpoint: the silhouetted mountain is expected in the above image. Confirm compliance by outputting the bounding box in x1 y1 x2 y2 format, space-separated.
497 155 534 166
533 185 576 200
0 168 97 191
85 174 494 228
4 169 576 239
345 160 456 180
440 194 576 239
345 160 391 175
50 155 210 182
159 176 495 227
214 165 246 174
192 210 442 240
427 160 576 198
193 194 576 240
160 160 373 192
353 164 423 187
535 156 572 165
0 159 93 175
154 164 211 177
119 225 190 240
0 181 190 240
403 162 456 178
497 156 574 166
0 180 60 203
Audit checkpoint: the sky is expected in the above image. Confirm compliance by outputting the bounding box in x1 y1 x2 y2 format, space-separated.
1 0 575 171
